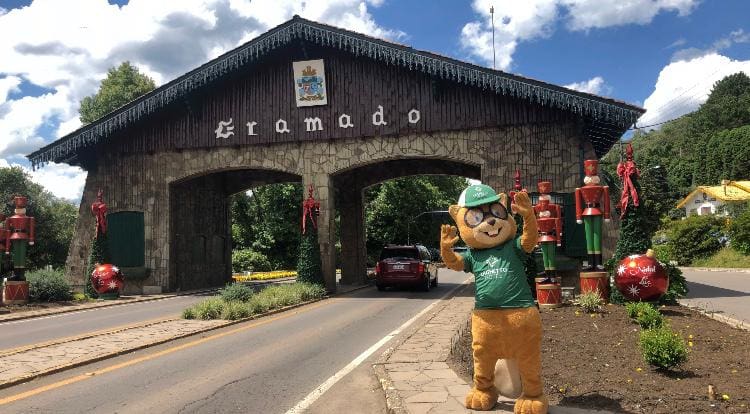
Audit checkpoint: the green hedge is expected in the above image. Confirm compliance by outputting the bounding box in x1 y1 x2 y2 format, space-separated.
26 268 72 302
183 282 326 320
663 215 725 265
231 249 272 273
729 208 750 255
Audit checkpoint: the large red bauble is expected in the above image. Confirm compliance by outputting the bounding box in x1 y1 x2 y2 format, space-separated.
90 264 124 295
614 253 668 301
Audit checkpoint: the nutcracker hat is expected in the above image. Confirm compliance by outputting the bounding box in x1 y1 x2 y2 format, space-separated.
537 181 552 194
457 184 500 207
583 160 599 176
12 196 28 209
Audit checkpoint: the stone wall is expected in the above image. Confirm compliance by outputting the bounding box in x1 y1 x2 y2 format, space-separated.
66 121 601 292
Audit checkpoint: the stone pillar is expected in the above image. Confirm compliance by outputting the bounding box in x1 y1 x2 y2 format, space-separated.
304 173 337 292
338 185 367 285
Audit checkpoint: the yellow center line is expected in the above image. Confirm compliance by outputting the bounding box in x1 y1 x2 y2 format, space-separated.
0 299 336 406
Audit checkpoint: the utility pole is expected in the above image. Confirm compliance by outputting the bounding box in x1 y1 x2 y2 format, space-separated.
490 5 496 70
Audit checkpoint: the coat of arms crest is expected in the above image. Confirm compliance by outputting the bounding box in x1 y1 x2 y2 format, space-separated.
293 59 328 107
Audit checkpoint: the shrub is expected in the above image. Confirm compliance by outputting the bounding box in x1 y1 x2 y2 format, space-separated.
26 268 72 302
728 207 750 255
573 291 603 313
189 297 225 320
626 302 655 319
664 215 725 265
72 292 87 301
219 283 254 302
220 301 251 320
232 249 272 273
659 263 688 305
182 307 197 319
639 327 688 369
636 306 664 329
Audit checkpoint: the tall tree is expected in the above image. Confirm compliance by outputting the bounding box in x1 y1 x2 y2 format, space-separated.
79 62 156 124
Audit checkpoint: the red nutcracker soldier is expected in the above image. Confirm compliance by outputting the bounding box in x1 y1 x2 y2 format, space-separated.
575 161 610 271
0 213 10 278
5 196 35 281
534 181 562 283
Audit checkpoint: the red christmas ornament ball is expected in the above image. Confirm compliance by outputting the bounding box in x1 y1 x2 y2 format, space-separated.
614 250 669 301
90 264 124 295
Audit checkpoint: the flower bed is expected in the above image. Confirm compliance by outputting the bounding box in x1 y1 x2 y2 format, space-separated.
231 270 297 282
448 304 750 413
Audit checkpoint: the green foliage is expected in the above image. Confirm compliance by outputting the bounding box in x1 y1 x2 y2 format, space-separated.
613 178 653 262
626 302 655 319
26 268 72 302
728 207 750 255
231 249 272 273
659 263 689 305
188 297 226 320
72 292 87 301
231 183 302 269
0 166 77 269
364 175 467 263
297 224 324 285
573 291 604 313
220 301 251 320
692 247 750 268
639 327 688 369
79 62 156 124
663 215 725 265
635 306 664 329
182 282 326 320
219 283 254 302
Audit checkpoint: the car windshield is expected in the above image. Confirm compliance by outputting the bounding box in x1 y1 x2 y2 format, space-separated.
380 248 419 260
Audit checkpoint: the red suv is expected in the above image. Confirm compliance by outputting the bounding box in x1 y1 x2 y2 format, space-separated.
375 245 437 291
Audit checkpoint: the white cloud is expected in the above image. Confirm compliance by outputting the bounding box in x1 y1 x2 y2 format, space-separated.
672 28 750 61
561 0 698 31
460 0 700 68
0 0 397 201
28 162 88 202
0 75 22 103
564 76 611 95
638 53 750 129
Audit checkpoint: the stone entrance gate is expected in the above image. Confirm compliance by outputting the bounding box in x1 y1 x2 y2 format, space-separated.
28 17 643 292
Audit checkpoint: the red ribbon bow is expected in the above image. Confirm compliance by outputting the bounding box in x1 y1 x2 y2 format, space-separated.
301 185 320 234
617 144 640 218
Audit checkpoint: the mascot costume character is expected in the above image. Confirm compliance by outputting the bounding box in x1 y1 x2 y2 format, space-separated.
441 183 546 413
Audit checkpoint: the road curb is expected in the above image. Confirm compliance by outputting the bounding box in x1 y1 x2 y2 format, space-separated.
680 266 750 273
678 301 749 331
0 295 329 391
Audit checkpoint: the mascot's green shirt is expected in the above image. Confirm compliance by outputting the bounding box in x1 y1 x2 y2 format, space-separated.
462 237 535 309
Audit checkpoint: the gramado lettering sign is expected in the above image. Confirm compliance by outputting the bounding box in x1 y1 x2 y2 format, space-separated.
213 106 422 139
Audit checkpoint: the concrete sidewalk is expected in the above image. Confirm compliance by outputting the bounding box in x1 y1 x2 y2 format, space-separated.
374 284 611 414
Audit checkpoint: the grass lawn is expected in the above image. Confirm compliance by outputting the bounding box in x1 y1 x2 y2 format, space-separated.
692 247 750 268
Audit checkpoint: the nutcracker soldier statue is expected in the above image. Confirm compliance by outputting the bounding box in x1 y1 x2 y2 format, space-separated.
534 181 562 283
0 213 10 279
5 196 35 281
575 161 610 271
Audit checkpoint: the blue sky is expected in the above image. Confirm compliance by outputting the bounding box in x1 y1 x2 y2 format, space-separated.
0 0 748 201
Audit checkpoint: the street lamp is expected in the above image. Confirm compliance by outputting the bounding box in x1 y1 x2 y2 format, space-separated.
407 210 448 245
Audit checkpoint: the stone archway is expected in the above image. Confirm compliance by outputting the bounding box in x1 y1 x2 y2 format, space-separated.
332 157 482 285
169 168 301 291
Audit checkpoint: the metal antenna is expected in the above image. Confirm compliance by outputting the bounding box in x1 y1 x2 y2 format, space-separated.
490 5 496 70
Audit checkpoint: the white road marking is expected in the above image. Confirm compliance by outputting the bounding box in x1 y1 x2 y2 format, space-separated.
285 275 471 414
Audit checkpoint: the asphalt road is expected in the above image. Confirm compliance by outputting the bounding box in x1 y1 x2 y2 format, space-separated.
0 268 470 414
0 292 215 351
680 268 750 325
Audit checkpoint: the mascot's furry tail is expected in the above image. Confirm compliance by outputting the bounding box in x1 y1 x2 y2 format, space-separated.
494 359 523 398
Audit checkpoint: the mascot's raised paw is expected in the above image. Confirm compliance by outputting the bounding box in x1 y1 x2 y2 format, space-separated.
514 394 548 414
465 387 499 411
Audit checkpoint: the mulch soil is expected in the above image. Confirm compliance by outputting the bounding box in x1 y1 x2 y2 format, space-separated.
448 304 750 413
